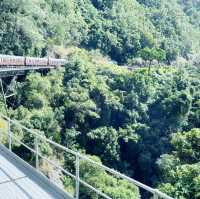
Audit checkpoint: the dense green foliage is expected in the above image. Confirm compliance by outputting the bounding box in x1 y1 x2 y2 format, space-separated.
1 0 200 63
79 156 140 199
5 49 199 198
157 129 200 199
1 0 200 198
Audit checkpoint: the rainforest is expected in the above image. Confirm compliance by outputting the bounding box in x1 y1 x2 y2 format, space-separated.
0 0 200 199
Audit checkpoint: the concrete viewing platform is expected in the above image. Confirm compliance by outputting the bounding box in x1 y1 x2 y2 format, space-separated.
0 145 72 199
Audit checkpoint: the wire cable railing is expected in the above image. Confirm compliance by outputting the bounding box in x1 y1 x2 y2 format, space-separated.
0 115 174 199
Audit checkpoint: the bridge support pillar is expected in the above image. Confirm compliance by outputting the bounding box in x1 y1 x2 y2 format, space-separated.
0 76 17 116
0 78 8 115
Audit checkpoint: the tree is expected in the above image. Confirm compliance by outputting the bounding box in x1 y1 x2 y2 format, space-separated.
87 127 120 166
138 47 155 63
171 129 200 164
79 156 140 199
139 47 166 63
152 48 166 63
157 129 200 199
138 47 166 73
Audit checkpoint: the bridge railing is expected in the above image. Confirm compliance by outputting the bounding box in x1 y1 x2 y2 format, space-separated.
0 115 173 199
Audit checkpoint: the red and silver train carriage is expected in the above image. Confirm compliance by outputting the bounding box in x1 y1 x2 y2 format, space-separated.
0 55 66 67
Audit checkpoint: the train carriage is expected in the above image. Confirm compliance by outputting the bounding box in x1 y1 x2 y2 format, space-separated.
48 58 66 66
0 54 66 68
25 57 48 66
0 55 25 66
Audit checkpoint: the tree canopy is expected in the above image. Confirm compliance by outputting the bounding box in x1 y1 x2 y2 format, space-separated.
1 0 200 64
157 129 200 199
1 0 200 198
5 48 200 198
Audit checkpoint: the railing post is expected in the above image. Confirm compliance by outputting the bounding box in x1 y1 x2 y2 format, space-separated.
8 118 12 151
35 136 39 170
75 154 80 199
153 190 159 199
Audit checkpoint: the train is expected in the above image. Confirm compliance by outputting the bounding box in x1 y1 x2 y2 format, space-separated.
0 54 66 67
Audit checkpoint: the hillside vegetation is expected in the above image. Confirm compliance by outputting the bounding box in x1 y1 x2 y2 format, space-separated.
0 0 200 199
4 49 199 199
1 0 200 64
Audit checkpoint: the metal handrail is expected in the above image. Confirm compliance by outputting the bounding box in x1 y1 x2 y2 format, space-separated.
0 115 174 199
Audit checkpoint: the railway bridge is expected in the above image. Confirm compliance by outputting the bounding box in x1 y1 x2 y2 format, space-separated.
0 54 66 113
0 54 66 77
